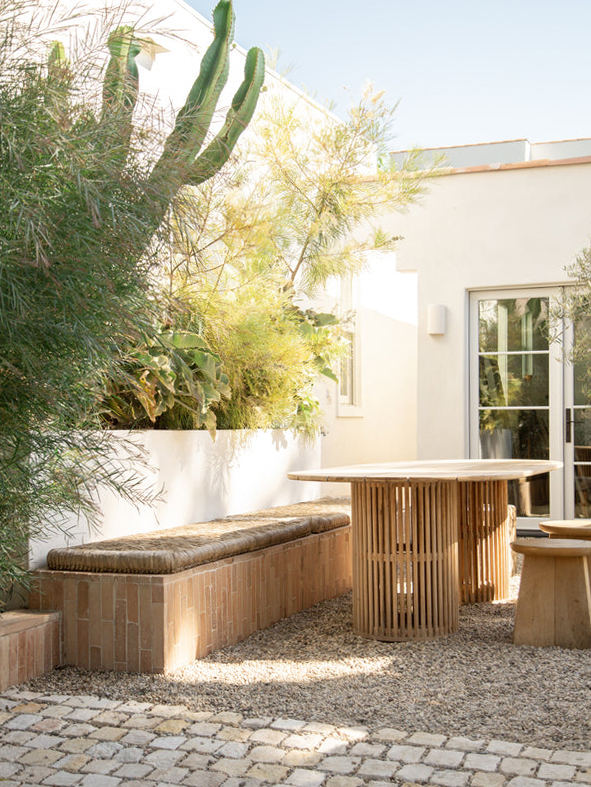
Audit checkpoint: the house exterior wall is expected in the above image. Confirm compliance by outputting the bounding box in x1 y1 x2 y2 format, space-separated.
531 139 591 160
385 159 591 460
316 256 418 495
392 140 532 170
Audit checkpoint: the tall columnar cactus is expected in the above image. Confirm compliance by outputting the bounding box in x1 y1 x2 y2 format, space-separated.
96 0 265 215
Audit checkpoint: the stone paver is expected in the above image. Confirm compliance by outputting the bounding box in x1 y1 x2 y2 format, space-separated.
0 689 587 786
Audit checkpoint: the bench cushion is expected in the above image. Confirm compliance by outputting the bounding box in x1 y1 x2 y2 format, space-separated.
46 499 351 575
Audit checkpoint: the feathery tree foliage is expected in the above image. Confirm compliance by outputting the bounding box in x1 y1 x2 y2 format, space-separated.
0 0 263 600
165 84 435 435
555 249 591 394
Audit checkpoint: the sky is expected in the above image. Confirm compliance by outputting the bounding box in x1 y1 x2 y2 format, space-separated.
185 0 591 152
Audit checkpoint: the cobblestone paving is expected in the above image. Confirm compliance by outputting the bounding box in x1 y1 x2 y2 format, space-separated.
0 688 589 786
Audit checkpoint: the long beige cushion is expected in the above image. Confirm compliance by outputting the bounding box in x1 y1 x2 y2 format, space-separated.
46 499 351 575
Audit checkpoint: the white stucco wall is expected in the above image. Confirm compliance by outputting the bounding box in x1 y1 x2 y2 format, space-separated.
316 253 418 494
531 139 591 160
384 159 591 459
392 140 531 170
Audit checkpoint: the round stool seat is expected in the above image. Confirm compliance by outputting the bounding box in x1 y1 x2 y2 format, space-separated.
510 537 591 649
538 520 591 539
511 537 591 557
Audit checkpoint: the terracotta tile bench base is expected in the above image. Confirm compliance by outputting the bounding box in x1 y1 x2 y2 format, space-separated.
0 610 61 690
30 526 352 673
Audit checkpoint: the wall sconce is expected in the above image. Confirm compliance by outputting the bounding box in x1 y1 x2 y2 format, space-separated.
427 304 447 335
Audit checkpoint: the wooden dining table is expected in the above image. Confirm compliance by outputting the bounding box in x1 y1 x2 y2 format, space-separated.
288 459 562 641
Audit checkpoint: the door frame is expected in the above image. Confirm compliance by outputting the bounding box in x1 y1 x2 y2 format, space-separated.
468 286 565 530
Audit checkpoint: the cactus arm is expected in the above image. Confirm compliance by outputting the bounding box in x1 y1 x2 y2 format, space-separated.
98 26 141 167
101 26 141 119
48 41 68 77
150 0 235 183
187 46 265 187
46 42 73 129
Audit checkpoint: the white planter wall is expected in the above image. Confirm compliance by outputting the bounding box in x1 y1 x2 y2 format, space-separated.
29 430 321 569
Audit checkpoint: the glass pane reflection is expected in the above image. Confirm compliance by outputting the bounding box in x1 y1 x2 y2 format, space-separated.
479 409 549 460
479 354 549 408
509 474 549 518
574 469 591 518
479 409 549 517
574 410 591 454
479 298 549 353
574 316 591 406
573 318 591 516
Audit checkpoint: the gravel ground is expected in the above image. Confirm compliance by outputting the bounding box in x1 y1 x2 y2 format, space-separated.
26 571 591 753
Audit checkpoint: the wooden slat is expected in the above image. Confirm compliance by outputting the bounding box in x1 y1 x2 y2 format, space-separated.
457 480 510 604
352 479 458 641
404 484 413 633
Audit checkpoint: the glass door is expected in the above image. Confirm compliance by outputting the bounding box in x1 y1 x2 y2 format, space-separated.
565 316 591 519
470 288 564 530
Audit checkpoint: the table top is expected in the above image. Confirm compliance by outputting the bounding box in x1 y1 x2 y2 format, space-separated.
288 459 562 483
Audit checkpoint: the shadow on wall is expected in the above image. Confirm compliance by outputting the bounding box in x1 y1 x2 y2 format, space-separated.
28 429 321 569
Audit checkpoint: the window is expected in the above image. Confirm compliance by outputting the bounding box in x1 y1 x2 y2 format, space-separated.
338 274 362 415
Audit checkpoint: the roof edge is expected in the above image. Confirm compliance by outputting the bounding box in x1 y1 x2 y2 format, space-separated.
445 154 591 176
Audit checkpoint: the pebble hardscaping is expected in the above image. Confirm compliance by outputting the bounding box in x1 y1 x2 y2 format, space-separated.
0 690 587 786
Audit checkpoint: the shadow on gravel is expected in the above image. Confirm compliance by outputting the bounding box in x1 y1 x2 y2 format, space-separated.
26 591 591 751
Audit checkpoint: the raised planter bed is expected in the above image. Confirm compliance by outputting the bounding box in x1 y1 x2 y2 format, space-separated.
29 500 352 673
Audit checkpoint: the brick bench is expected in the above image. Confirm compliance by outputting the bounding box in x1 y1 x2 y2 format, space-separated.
0 610 61 690
29 500 352 673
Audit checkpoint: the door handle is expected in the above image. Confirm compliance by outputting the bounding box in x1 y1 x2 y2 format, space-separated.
566 408 573 443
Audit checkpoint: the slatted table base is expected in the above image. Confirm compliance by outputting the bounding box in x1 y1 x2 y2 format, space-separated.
351 480 459 641
458 481 512 604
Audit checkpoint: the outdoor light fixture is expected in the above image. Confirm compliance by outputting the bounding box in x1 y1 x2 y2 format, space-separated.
427 304 447 335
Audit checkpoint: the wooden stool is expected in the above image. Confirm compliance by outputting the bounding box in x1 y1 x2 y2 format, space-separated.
539 520 591 539
510 538 591 648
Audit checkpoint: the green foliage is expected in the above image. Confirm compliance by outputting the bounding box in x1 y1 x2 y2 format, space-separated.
100 329 230 433
556 247 591 397
290 308 342 383
247 83 434 296
165 83 435 436
0 2 159 599
199 286 325 435
0 0 262 601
